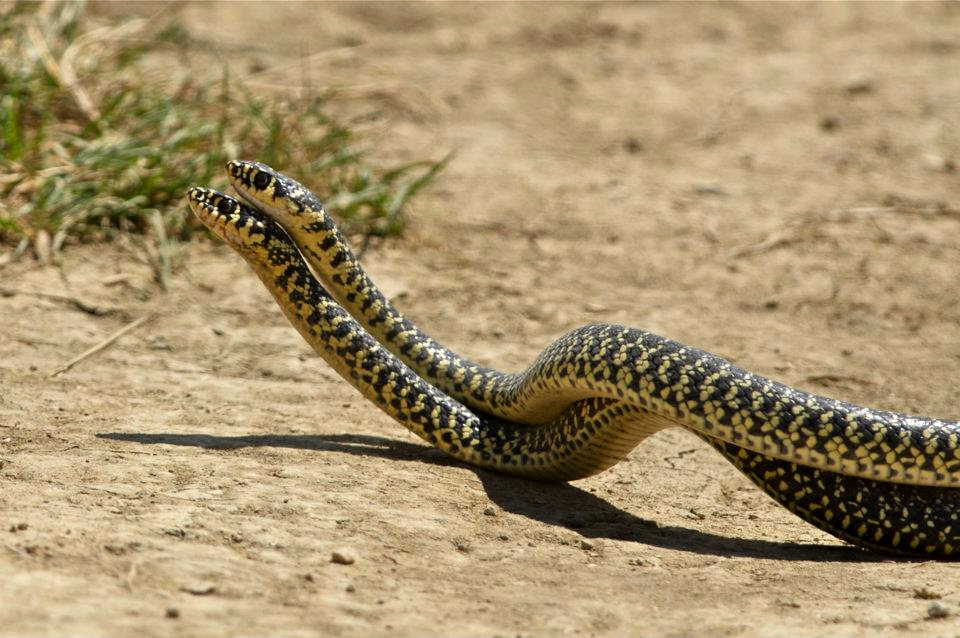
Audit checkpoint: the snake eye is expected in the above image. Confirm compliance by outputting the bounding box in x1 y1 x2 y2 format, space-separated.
216 198 233 216
253 171 271 190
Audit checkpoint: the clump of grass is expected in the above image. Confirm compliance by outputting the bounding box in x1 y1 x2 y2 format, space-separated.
0 1 448 279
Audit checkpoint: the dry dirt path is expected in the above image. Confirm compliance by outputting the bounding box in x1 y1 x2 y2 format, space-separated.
3 3 960 636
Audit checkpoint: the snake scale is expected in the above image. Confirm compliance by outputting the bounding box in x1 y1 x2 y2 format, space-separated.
186 162 960 557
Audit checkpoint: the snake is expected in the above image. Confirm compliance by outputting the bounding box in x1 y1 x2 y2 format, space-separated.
188 179 960 557
223 161 960 488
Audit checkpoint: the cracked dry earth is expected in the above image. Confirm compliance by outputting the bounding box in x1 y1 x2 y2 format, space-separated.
3 2 960 637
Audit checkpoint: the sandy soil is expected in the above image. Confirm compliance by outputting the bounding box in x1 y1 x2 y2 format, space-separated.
3 2 960 636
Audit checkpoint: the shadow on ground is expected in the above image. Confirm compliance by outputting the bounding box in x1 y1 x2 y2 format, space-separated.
99 431 890 564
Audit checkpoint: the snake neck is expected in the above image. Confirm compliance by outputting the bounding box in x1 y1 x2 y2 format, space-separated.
258 207 524 415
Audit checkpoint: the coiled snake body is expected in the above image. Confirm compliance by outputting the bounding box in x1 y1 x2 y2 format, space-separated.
187 162 960 557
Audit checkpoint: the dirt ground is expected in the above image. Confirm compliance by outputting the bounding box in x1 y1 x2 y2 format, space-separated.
3 2 960 636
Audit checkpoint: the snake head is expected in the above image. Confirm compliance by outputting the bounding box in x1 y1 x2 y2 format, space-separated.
186 187 274 252
226 160 329 228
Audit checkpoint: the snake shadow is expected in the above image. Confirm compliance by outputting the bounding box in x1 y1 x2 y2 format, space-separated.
99 430 892 563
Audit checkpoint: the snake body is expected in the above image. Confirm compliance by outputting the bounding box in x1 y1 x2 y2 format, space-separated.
224 161 960 489
188 177 960 557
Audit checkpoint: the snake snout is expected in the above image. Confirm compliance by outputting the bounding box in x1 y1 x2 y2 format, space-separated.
225 159 244 179
186 186 210 203
185 187 218 219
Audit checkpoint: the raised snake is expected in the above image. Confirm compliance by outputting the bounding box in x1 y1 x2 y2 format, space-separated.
186 165 960 556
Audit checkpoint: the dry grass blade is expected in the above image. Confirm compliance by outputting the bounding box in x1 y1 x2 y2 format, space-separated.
0 286 122 317
50 313 155 377
25 21 100 123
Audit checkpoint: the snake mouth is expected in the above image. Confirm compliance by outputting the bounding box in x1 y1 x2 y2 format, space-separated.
186 186 271 250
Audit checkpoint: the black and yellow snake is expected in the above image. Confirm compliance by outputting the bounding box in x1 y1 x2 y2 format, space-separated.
186 162 960 557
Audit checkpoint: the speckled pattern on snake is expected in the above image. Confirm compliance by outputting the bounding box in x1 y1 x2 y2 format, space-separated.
187 162 960 557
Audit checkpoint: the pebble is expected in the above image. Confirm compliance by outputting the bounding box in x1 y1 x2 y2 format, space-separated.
331 550 356 565
180 582 216 596
628 557 662 568
147 336 173 351
843 73 874 94
623 136 644 154
693 183 728 197
819 116 839 132
923 153 956 173
165 607 180 619
579 539 594 551
927 601 951 619
483 506 497 517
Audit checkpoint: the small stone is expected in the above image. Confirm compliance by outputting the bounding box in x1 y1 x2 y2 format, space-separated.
483 506 497 517
843 73 874 94
165 607 180 619
693 183 728 197
181 582 216 596
579 539 594 551
623 137 644 154
101 273 129 286
345 584 356 593
819 116 839 132
498 533 510 541
147 336 173 351
927 601 950 619
331 550 356 565
627 557 662 568
923 153 956 173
